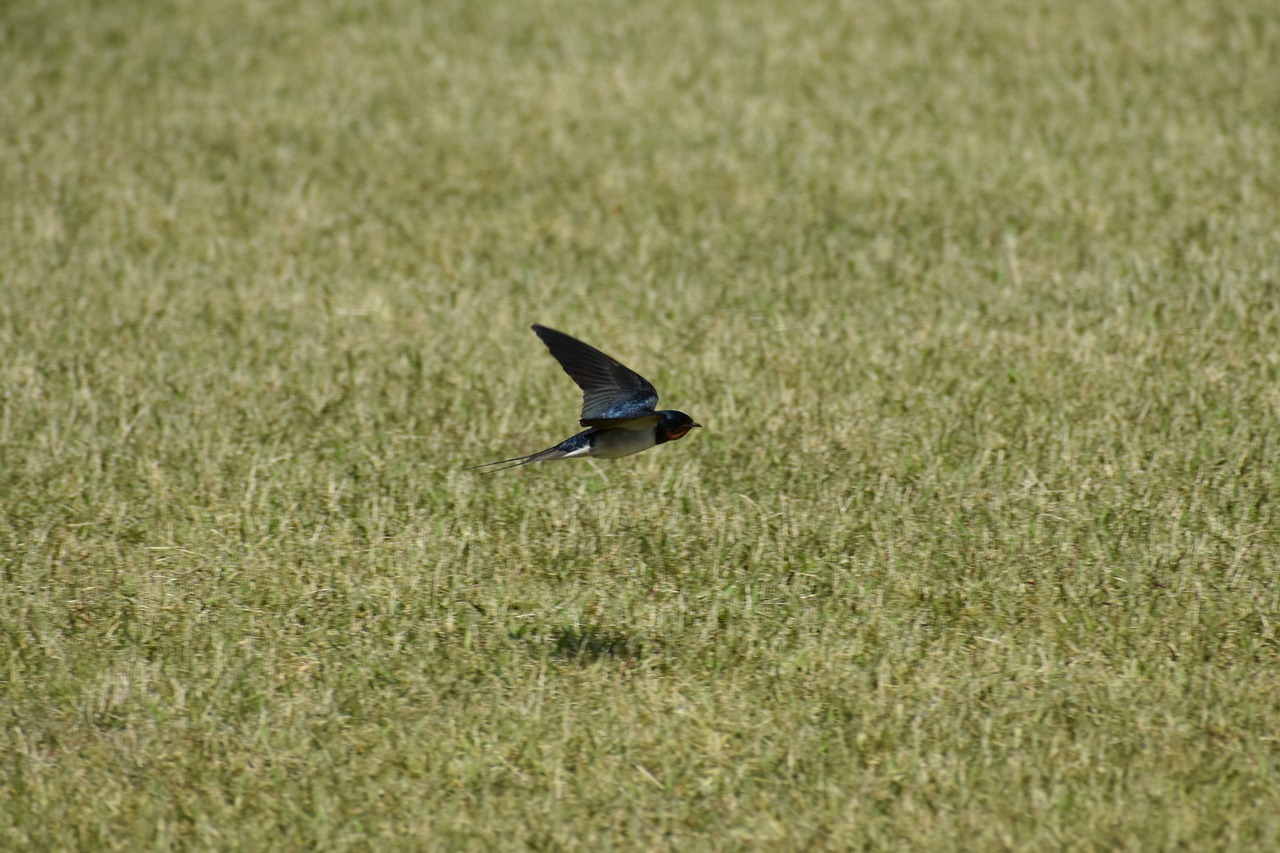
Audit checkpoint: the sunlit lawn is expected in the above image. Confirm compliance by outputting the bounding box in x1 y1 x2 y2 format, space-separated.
2 0 1278 848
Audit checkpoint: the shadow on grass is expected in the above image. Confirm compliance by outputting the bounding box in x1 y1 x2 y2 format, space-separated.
512 625 656 664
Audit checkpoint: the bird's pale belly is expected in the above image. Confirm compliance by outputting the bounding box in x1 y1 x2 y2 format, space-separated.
590 427 657 459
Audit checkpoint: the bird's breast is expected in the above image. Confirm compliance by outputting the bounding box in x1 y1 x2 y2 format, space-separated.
588 427 658 459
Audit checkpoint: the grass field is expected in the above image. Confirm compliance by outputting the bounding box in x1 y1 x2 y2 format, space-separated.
3 0 1279 848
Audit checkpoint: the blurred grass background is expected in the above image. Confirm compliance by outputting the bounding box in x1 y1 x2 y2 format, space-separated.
2 0 1278 848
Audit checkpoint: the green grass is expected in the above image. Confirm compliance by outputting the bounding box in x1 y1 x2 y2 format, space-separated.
3 0 1279 848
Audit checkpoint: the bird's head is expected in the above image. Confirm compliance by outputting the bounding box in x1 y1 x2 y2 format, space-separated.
659 411 701 442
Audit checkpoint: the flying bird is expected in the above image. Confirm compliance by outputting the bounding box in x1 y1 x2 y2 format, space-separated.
469 325 701 472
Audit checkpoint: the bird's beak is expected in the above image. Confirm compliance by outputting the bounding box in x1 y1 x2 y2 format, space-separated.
692 423 702 428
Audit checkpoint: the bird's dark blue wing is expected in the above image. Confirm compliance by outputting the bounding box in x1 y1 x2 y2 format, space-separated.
532 325 659 425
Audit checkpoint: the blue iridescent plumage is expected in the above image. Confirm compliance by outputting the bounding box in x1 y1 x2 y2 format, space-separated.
468 326 701 472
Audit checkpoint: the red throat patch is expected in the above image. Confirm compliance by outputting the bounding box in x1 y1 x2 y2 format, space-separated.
667 426 692 441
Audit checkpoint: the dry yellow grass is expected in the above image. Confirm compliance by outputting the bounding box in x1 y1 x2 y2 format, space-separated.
3 0 1278 848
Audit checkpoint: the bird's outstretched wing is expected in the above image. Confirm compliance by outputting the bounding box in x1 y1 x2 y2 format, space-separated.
532 325 660 426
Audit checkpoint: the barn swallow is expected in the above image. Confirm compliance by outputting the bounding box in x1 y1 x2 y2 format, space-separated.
468 325 701 472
